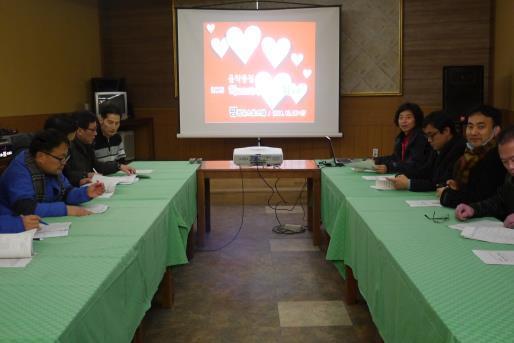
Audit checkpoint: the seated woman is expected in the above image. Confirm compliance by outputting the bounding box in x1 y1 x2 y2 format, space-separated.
0 129 105 218
374 102 432 176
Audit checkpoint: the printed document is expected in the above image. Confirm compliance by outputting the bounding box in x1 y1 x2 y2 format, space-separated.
0 230 35 267
473 250 514 265
406 200 442 207
449 220 504 231
35 222 71 239
461 226 514 244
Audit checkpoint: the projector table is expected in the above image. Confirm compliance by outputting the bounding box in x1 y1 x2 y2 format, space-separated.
196 160 321 247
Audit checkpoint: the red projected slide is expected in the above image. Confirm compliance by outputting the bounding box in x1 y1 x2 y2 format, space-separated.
204 22 316 123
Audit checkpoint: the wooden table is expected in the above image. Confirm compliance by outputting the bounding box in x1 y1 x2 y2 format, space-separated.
196 160 321 247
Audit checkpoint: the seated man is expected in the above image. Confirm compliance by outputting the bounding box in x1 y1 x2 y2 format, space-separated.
64 111 134 186
455 126 514 228
0 207 40 234
0 129 104 217
439 105 506 208
44 113 78 142
9 113 76 156
94 105 127 164
389 111 466 191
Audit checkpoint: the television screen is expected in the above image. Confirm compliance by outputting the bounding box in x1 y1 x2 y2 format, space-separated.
95 91 128 120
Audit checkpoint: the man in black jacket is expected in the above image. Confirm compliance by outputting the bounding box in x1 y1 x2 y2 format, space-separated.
389 111 466 192
438 105 506 208
64 111 135 186
455 125 514 228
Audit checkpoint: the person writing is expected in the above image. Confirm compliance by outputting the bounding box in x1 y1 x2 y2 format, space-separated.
0 210 40 234
389 111 466 191
374 102 432 175
439 105 505 208
455 126 514 228
64 111 135 186
0 129 104 217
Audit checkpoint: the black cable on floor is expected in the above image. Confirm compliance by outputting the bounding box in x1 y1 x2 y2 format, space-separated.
255 165 307 235
197 167 245 252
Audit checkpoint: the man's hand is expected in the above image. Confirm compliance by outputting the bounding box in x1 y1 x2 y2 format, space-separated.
446 179 458 190
66 206 92 217
436 186 447 198
120 164 136 175
503 213 514 229
87 182 105 198
389 174 409 190
455 203 474 221
21 215 40 230
373 164 388 174
79 177 92 186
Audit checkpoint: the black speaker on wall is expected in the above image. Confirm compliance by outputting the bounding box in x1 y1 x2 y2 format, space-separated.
443 65 484 120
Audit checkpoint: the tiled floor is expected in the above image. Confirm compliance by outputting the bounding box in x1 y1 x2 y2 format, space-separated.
143 205 381 342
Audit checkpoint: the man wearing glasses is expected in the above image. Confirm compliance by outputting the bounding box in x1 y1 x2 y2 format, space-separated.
438 105 506 208
64 111 135 187
389 111 466 192
455 126 514 228
0 129 105 221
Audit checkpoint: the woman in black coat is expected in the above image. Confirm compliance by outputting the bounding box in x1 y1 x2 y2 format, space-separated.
374 102 432 176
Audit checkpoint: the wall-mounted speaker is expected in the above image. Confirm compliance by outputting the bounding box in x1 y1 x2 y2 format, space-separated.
443 65 484 120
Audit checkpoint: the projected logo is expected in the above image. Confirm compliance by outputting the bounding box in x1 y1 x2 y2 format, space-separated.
204 22 316 123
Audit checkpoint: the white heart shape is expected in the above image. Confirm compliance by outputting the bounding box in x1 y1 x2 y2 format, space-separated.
289 83 308 104
302 69 312 79
206 23 215 34
255 72 291 110
226 26 261 65
211 37 229 58
291 53 304 66
261 37 291 69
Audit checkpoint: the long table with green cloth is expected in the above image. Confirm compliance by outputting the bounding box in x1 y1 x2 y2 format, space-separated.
0 161 198 342
321 166 514 343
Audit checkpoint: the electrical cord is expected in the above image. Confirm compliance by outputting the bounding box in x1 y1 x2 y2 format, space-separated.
197 167 245 252
255 165 307 235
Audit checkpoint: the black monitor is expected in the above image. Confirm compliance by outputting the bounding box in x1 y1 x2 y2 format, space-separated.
95 91 128 120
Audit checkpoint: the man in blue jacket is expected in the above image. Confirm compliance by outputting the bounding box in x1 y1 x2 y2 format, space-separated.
0 207 40 234
0 129 105 219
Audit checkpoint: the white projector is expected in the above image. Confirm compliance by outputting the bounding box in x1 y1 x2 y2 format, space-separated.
233 146 283 166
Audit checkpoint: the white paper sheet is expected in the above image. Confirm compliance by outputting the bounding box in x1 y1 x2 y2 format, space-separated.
0 229 35 258
82 204 109 214
35 222 71 239
362 174 395 181
98 192 114 199
449 220 504 231
347 159 376 171
0 257 32 268
461 226 514 244
406 200 442 207
473 250 514 265
91 174 119 193
136 169 153 174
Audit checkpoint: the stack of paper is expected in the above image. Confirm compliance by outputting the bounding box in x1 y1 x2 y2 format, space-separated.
449 220 504 231
347 159 376 172
406 200 442 207
0 229 36 268
35 222 71 239
461 226 514 244
473 250 514 265
362 174 395 181
82 204 109 214
370 177 394 190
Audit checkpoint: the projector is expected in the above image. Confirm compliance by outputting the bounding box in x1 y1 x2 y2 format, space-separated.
233 146 283 166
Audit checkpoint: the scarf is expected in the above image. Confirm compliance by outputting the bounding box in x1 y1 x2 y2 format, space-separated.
453 139 497 189
24 152 65 202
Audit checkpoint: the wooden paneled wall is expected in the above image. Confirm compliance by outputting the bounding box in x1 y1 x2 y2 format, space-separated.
98 0 493 161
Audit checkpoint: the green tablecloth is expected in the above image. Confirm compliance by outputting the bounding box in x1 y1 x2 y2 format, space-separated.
321 166 514 343
0 161 198 342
